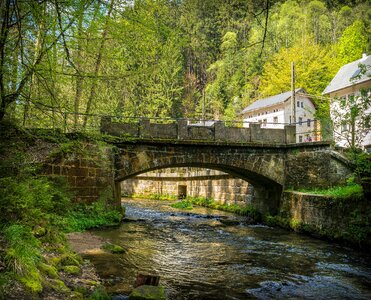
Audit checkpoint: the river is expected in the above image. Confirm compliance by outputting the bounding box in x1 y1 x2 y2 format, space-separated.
77 198 371 299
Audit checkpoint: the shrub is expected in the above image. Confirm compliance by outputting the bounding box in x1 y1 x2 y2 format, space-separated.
0 176 71 226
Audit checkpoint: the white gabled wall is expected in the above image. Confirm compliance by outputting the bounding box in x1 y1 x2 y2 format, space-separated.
242 95 317 143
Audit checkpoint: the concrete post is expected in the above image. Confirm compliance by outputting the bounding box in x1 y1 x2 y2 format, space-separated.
100 116 111 134
214 121 225 141
285 125 296 144
140 118 151 138
250 123 261 142
178 119 188 140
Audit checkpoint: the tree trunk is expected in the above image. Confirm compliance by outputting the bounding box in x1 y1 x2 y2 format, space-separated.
23 4 46 126
0 0 10 121
73 10 85 129
83 0 115 128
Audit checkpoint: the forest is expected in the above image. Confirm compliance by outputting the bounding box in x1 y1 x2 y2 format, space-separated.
0 0 370 129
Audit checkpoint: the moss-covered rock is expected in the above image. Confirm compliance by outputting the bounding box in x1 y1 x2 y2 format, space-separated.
129 285 166 300
38 262 58 279
51 253 83 268
61 265 81 275
48 278 71 293
17 270 43 293
102 243 126 254
70 291 84 299
32 226 47 237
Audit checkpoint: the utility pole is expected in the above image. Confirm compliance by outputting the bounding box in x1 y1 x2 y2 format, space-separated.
291 61 296 124
202 88 206 125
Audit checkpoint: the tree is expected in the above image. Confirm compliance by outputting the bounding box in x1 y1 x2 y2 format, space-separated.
258 37 338 107
331 88 371 150
337 20 368 65
204 32 246 120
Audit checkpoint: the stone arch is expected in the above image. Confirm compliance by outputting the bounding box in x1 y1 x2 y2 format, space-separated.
115 144 286 214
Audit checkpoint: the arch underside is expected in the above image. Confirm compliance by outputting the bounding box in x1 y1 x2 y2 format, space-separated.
115 160 283 215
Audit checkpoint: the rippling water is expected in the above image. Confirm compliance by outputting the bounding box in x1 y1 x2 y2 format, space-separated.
83 199 371 299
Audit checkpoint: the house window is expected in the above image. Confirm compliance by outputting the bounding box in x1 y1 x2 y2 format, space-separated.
299 135 303 143
307 119 311 127
301 102 304 108
273 116 278 124
341 124 349 132
262 119 267 127
299 117 303 125
297 101 300 107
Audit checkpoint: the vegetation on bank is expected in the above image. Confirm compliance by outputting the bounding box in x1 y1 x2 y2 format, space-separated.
170 196 261 221
0 124 121 299
287 181 364 199
129 193 178 201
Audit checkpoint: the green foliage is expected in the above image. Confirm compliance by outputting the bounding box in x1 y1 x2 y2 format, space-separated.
61 199 122 233
171 200 194 210
337 20 368 65
351 152 371 179
132 193 177 201
343 208 371 245
89 286 111 300
0 0 368 125
263 215 290 228
294 184 363 199
0 176 71 226
3 225 43 293
60 266 81 275
259 36 338 100
170 196 261 221
331 88 371 150
102 243 126 254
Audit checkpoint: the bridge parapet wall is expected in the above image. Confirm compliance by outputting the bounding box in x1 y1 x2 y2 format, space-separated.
101 117 296 144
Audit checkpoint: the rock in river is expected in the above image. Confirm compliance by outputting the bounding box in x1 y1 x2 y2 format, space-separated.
128 285 166 300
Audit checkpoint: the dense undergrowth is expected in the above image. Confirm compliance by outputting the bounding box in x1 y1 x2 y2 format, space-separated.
0 122 121 299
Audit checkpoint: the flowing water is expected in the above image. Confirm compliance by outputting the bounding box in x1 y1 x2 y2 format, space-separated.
81 198 371 299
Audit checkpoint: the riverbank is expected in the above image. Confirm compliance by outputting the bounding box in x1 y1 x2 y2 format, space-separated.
0 122 123 299
264 190 371 248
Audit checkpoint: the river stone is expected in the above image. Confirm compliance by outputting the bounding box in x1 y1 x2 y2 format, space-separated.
128 285 166 300
219 219 240 226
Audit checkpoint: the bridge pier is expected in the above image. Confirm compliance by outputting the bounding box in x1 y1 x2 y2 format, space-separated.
251 185 282 215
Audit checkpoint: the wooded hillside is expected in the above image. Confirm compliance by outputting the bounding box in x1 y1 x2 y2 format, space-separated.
0 0 369 127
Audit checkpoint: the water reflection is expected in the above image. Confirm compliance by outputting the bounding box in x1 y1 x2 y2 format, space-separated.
80 199 371 299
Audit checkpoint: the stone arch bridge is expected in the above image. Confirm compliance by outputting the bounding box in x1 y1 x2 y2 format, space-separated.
43 118 353 215
113 140 351 214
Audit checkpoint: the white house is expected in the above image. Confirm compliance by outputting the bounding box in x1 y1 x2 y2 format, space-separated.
323 53 371 152
241 88 317 143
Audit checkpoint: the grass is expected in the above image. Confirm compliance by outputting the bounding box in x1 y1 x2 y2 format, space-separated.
292 184 363 199
171 200 194 209
170 196 261 220
131 193 177 201
3 225 43 293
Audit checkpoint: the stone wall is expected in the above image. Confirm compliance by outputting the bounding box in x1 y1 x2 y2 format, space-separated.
121 168 252 205
285 148 353 189
278 191 371 245
42 142 116 204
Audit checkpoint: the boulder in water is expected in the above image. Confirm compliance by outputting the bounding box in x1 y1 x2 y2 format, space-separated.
128 285 166 300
